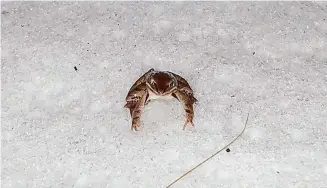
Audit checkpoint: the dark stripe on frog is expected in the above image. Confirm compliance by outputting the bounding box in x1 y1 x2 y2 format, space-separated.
145 93 149 105
172 93 179 101
185 109 192 114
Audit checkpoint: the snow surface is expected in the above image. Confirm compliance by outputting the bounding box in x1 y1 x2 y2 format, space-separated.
1 1 327 188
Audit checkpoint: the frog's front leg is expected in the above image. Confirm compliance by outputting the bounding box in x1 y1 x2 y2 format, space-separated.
124 83 148 131
173 90 196 130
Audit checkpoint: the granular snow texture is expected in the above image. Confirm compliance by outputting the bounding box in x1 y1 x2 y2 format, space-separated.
1 1 327 188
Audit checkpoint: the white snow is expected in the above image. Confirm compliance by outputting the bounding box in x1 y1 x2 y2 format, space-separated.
2 1 327 188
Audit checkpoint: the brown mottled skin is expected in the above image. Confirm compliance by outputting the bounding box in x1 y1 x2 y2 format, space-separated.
124 68 197 131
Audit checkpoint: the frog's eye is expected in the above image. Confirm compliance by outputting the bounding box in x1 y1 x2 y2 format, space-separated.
150 79 158 90
169 81 176 88
150 79 156 85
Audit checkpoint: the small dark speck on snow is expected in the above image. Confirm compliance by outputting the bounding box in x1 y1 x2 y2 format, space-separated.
231 95 235 98
74 66 78 71
1 10 9 15
226 148 230 152
253 52 255 55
